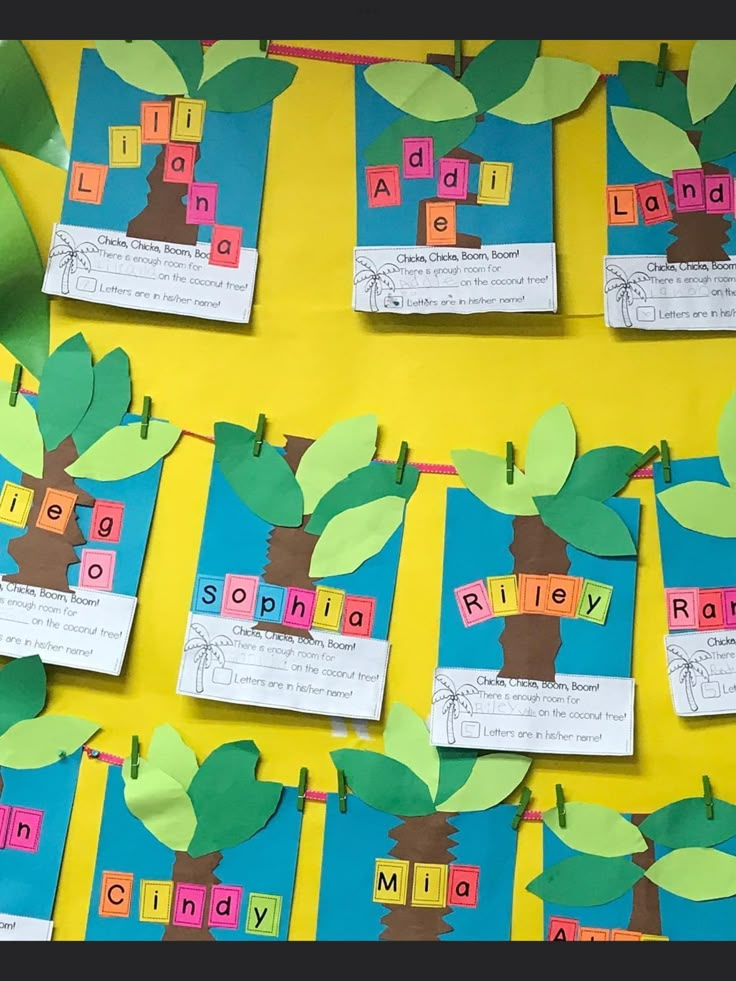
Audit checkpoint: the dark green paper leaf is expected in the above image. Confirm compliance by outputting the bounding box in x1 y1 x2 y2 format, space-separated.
196 58 296 112
213 421 303 527
617 61 695 131
154 41 203 96
640 797 736 848
434 747 478 806
535 492 637 556
698 86 736 162
460 40 539 113
364 115 476 166
0 655 46 736
561 446 641 501
37 333 94 451
331 749 435 816
306 462 419 535
72 348 131 455
527 854 644 906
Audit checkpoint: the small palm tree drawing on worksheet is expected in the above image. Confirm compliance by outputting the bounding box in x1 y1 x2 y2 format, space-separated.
185 622 233 693
48 229 100 295
431 673 479 745
667 644 712 712
354 255 399 311
605 264 650 327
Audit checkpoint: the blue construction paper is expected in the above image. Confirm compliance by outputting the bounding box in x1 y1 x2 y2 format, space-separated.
85 764 301 941
61 48 271 248
438 488 640 676
654 457 736 591
542 815 736 940
0 749 81 920
0 406 163 597
316 793 517 940
192 458 404 640
355 66 552 248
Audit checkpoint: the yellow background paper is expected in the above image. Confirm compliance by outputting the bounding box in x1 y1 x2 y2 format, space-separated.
2 39 732 941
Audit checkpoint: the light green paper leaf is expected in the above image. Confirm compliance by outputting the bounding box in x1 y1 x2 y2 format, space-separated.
96 40 187 96
153 41 203 96
66 420 180 481
610 106 701 177
309 496 404 579
451 450 538 515
489 56 599 124
640 797 736 849
0 381 43 477
331 748 435 816
0 655 46 736
561 446 641 501
434 747 477 806
363 62 477 122
195 58 296 112
213 421 303 527
460 40 539 113
72 347 131 455
687 40 736 124
536 493 637 556
383 704 439 800
122 756 196 852
147 724 199 791
527 854 644 906
657 480 736 538
364 114 476 167
543 802 647 857
645 847 736 901
436 752 531 812
0 40 68 169
718 390 736 487
37 333 93 452
200 41 267 87
306 462 418 535
524 403 576 496
0 714 99 768
296 414 378 515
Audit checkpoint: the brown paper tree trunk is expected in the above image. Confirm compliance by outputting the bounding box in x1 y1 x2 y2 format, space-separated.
5 437 94 593
127 97 200 246
163 850 222 941
627 814 662 936
379 811 457 941
497 514 569 681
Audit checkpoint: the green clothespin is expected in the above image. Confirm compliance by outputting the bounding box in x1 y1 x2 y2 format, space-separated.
703 775 714 820
454 40 463 78
656 43 668 87
253 413 266 457
395 441 409 484
660 439 671 483
511 786 532 830
260 40 269 53
626 444 659 476
337 769 347 813
140 396 151 440
130 735 140 780
297 767 308 812
8 364 21 407
506 442 514 485
555 783 566 828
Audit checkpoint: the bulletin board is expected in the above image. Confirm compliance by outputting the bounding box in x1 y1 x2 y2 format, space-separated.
1 38 732 942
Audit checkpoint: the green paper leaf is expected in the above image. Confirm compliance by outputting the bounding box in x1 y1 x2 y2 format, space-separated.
0 714 99 768
697 86 736 162
147 724 198 791
364 114 476 167
646 847 736 901
451 450 538 515
213 421 303 527
527 854 644 906
383 704 439 800
295 414 378 515
543 802 647 857
195 57 296 112
200 41 267 87
96 40 187 96
489 56 599 124
536 493 637 556
187 740 283 857
72 348 131 455
610 106 700 177
0 165 49 378
37 333 93 452
331 748 435 816
363 62 477 122
640 797 736 848
66 420 180 481
718 390 736 487
524 403 576 496
434 747 478 807
0 655 46 736
687 40 736 124
122 756 196 852
0 382 43 477
309 496 405 579
306 462 419 536
460 39 539 113
436 753 531 812
657 480 736 538
0 40 68 169
562 446 641 501
617 60 694 130
153 41 203 96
